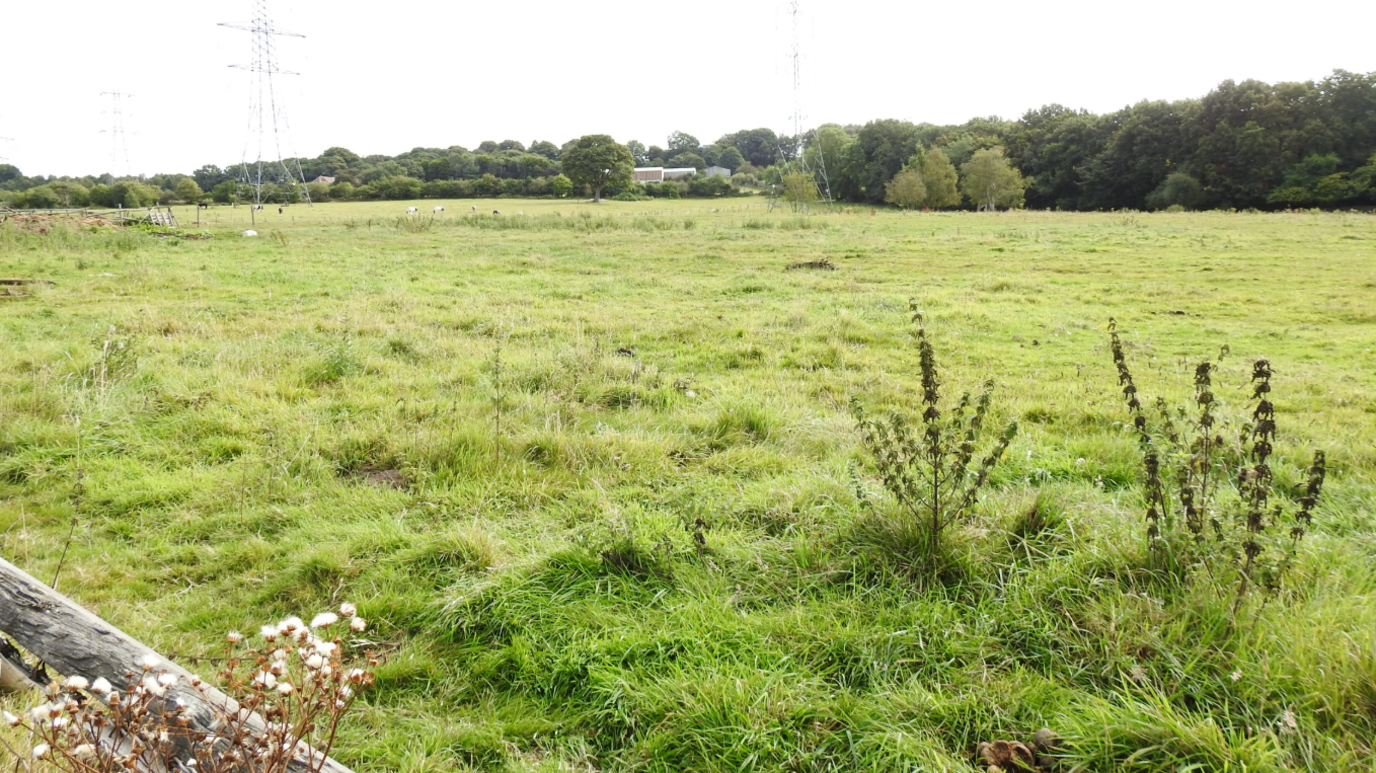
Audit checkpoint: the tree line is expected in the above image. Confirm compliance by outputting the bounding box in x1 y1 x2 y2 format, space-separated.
3 70 1374 211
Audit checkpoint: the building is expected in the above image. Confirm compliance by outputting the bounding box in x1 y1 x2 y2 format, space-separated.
309 175 336 185
633 167 664 183
633 167 699 183
703 166 731 178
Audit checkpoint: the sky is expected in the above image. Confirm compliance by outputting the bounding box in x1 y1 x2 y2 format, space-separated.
4 0 1375 178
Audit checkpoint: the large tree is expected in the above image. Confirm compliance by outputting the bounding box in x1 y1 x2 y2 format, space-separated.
959 147 1026 210
919 149 961 208
884 169 926 209
175 177 204 203
561 134 633 202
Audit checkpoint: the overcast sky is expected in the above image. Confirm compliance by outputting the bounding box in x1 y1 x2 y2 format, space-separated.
5 0 1374 178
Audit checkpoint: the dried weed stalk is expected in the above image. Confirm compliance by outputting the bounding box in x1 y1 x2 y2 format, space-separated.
1107 319 1327 620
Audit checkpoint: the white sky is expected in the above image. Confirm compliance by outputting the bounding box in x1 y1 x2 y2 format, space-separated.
5 0 1374 178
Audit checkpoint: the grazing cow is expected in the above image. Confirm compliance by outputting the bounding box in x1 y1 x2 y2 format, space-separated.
406 206 419 214
278 207 283 214
493 210 501 215
472 205 477 212
433 206 445 213
198 202 209 209
242 230 258 237
517 211 524 216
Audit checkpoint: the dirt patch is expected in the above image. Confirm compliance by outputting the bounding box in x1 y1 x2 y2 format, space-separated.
784 259 837 272
1 213 121 233
357 468 407 490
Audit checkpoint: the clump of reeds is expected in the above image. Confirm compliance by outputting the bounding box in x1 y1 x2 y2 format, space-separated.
1 604 376 773
1107 319 1327 621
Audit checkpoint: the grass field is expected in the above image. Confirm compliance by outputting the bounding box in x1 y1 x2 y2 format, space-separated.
2 201 1374 772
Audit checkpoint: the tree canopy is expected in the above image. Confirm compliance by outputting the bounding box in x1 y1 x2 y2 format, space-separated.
561 135 634 202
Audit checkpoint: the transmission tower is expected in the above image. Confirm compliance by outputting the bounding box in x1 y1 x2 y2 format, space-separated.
781 0 832 205
100 91 133 178
220 0 312 225
0 136 12 165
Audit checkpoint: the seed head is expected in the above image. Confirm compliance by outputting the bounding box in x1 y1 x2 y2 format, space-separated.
311 613 339 629
350 617 367 633
338 602 357 617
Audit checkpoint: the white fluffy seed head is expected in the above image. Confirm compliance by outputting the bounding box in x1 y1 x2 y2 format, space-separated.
73 744 97 760
350 617 367 632
32 744 50 759
276 682 295 695
338 602 357 617
311 613 338 629
2 711 19 727
304 654 324 670
260 624 279 642
65 675 90 691
139 654 161 670
157 672 177 687
278 617 304 634
143 676 167 698
90 677 112 694
227 631 244 643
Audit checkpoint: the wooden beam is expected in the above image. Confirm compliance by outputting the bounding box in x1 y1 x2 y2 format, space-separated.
0 557 356 773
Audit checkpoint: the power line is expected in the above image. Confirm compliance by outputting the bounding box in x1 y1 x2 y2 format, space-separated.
219 0 312 224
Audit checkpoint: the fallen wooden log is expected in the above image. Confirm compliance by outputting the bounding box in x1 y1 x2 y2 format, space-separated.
0 557 356 773
0 279 55 285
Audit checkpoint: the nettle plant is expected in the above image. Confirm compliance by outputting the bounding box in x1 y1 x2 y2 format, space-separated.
2 605 376 773
1108 319 1326 620
852 305 1018 570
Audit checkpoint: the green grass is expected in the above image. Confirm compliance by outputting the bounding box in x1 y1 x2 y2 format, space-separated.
2 202 1374 771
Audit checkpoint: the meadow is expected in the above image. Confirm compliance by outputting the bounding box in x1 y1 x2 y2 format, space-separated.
1 200 1374 772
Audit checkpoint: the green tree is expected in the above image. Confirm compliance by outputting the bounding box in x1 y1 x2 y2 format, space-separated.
1147 173 1205 210
331 181 356 200
884 169 926 209
0 164 21 185
919 149 961 208
717 146 745 172
720 128 780 168
668 152 706 170
561 135 634 202
473 173 502 197
667 131 701 155
175 177 204 203
959 147 1026 210
373 175 423 200
781 172 818 211
551 174 574 198
529 140 561 160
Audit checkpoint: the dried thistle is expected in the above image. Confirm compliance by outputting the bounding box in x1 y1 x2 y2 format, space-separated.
852 305 1018 565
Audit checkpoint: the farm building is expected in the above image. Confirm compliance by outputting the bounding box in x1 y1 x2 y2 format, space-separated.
633 167 699 183
704 166 731 178
310 175 336 185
